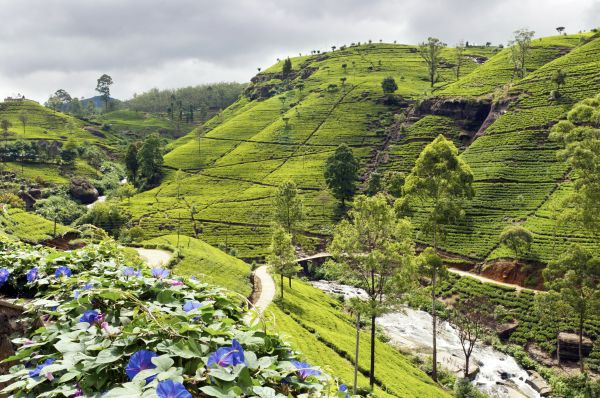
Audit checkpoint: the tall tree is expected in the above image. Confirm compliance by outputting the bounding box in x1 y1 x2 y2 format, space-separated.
551 69 567 97
267 225 298 302
96 74 114 111
329 194 415 389
282 58 292 79
509 29 535 79
543 245 600 373
136 134 163 189
272 180 303 239
324 144 359 207
448 296 495 378
549 109 600 231
54 89 72 109
454 41 466 80
499 225 533 260
18 112 28 136
418 37 447 87
402 134 474 381
124 142 141 185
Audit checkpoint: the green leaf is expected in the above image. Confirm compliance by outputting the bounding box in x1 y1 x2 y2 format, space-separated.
96 347 123 364
253 386 276 398
151 354 174 371
199 385 232 398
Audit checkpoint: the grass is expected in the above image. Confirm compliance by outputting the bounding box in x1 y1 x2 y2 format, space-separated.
142 234 252 296
0 208 74 243
268 279 451 398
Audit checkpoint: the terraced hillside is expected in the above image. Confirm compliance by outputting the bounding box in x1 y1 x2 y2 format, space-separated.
127 32 600 265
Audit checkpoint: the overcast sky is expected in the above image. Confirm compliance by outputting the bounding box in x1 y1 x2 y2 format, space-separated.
1 0 598 103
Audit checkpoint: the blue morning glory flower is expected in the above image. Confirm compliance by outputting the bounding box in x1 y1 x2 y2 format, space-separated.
183 300 202 312
122 267 141 277
54 266 72 279
79 310 101 324
126 350 157 381
207 339 245 367
156 380 192 398
339 384 350 398
151 268 170 279
0 268 9 287
26 267 38 283
74 283 94 299
290 360 321 380
28 358 55 378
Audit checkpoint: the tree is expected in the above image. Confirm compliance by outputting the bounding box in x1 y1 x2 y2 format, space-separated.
449 296 495 378
551 69 567 97
499 225 533 259
46 95 61 113
109 183 137 204
124 142 141 185
70 98 83 116
329 194 415 388
535 291 571 363
282 58 292 79
35 195 85 236
136 134 163 189
96 74 114 111
403 134 474 381
78 202 130 237
18 112 28 136
267 225 298 302
1 119 13 148
543 245 600 373
418 37 447 87
324 144 359 207
381 76 398 94
509 29 535 79
549 110 600 231
86 100 96 116
454 41 466 80
54 89 72 109
365 171 382 196
556 26 566 35
272 180 303 237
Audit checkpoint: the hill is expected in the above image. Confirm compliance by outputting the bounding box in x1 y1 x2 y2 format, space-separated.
126 32 600 266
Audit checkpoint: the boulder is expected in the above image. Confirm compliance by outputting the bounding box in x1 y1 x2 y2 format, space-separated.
557 332 593 361
69 177 99 204
525 370 552 397
497 321 519 340
414 97 492 133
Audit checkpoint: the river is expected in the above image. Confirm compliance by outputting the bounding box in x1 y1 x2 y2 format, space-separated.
311 280 542 398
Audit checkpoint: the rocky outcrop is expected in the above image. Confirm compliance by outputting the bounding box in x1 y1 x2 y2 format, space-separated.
415 97 491 134
497 321 519 341
69 177 99 204
558 332 593 361
525 370 552 397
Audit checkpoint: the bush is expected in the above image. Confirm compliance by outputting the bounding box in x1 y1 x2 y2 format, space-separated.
0 192 25 209
567 104 595 124
77 202 130 237
454 378 488 398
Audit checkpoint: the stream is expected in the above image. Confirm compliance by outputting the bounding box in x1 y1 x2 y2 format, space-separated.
86 178 127 208
311 280 542 398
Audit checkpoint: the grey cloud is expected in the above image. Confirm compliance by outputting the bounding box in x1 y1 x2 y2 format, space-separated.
0 0 597 102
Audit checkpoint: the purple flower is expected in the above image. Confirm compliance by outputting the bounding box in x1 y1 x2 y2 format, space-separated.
122 267 141 277
28 358 55 378
0 268 9 287
156 380 192 398
26 267 39 282
290 360 321 380
339 384 350 398
126 350 157 381
151 268 170 279
207 339 245 367
74 283 94 299
54 266 72 279
80 310 102 324
170 280 184 286
183 300 202 312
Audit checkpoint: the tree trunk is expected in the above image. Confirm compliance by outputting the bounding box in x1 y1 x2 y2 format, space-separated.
280 274 284 300
369 314 376 388
557 332 560 364
579 311 585 373
353 312 360 394
464 353 470 378
288 276 292 288
432 225 438 382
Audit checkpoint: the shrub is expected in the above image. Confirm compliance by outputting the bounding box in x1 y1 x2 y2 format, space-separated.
567 104 595 124
0 192 25 209
77 202 130 237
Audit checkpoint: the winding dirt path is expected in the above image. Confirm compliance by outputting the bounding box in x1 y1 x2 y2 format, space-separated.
252 265 276 314
448 268 538 292
134 248 172 267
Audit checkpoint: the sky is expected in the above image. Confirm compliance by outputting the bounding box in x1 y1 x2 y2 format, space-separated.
1 0 598 103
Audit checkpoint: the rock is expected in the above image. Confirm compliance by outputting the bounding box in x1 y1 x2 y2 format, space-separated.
414 97 492 133
17 191 36 210
497 321 519 340
525 370 552 396
557 332 593 361
69 177 99 204
466 365 480 380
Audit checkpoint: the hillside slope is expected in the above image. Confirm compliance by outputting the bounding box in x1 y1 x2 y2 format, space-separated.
127 32 600 265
